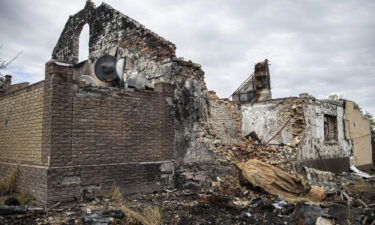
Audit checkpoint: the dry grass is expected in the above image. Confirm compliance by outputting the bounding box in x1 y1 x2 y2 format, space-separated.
0 196 6 205
108 185 124 202
352 182 375 192
119 204 161 225
0 166 20 195
16 193 35 204
108 184 161 225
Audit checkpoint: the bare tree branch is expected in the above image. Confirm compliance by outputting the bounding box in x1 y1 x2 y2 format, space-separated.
0 45 23 77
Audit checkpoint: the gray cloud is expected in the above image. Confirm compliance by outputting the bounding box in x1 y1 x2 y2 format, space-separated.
0 0 374 114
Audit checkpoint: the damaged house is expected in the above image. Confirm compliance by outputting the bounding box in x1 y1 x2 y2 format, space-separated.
232 61 373 172
0 1 212 204
0 0 372 207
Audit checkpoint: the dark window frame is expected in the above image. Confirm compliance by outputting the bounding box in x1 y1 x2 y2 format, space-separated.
324 114 338 141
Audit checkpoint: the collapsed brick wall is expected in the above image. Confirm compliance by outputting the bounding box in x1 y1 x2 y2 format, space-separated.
206 91 242 145
52 1 175 67
240 98 303 170
0 81 45 164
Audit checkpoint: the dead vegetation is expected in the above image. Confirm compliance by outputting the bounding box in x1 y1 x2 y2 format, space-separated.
108 185 124 202
15 193 34 205
0 166 20 196
109 185 162 225
118 204 161 225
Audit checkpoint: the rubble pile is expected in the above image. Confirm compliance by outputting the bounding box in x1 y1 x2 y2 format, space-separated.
1 121 375 225
164 95 375 225
199 94 306 175
201 127 298 173
1 170 374 225
2 92 373 225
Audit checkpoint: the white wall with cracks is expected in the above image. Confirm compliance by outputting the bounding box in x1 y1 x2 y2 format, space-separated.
301 99 352 160
241 96 353 163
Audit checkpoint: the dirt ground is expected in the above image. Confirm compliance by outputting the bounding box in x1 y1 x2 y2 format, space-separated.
1 169 374 225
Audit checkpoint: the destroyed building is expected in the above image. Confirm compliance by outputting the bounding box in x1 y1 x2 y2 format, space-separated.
231 62 373 172
0 1 212 204
0 0 373 206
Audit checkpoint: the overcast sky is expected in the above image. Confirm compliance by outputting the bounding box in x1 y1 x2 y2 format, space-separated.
0 0 374 114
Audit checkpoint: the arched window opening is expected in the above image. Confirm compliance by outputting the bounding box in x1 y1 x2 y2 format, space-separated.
78 24 90 62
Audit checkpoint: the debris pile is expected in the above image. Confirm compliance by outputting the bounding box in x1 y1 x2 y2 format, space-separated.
201 93 306 174
1 86 374 225
203 129 298 173
1 171 374 225
174 94 375 225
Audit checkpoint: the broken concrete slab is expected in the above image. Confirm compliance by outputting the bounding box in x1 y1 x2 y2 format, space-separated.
302 166 337 194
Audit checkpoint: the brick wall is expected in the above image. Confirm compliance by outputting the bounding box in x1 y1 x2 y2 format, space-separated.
51 1 210 167
67 89 173 165
43 62 175 203
0 164 47 203
0 81 45 164
0 63 175 204
52 1 175 65
0 81 48 203
44 63 174 167
207 91 242 145
47 161 173 203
